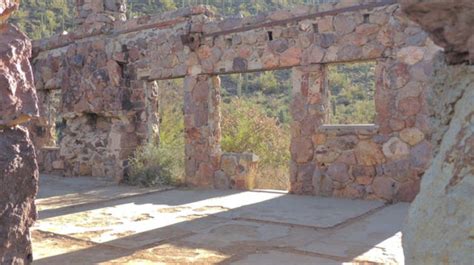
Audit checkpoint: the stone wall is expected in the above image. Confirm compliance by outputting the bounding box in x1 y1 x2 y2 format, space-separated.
215 152 260 190
37 147 63 174
0 1 39 263
31 1 440 201
400 0 474 263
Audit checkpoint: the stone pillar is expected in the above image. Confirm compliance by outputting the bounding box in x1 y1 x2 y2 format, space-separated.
290 65 329 195
75 0 127 26
0 2 40 263
184 74 221 188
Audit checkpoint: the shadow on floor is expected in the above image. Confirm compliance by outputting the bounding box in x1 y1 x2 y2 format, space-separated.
33 175 406 265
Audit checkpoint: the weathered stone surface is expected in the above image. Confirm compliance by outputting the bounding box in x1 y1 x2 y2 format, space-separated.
0 14 39 264
396 179 420 202
354 141 385 166
0 128 38 265
352 165 376 185
372 177 398 201
291 138 313 163
403 63 474 265
397 46 425 65
326 163 349 183
213 170 230 189
221 154 238 177
402 3 474 264
382 137 410 160
0 24 38 127
399 127 424 146
401 0 474 64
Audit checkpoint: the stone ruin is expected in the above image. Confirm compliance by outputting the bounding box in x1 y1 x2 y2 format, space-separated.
29 0 444 202
0 0 39 264
0 0 472 264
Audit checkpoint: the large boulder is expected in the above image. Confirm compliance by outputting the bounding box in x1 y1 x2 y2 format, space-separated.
401 1 474 264
0 127 39 264
403 63 474 265
0 3 39 264
400 0 474 64
0 24 38 128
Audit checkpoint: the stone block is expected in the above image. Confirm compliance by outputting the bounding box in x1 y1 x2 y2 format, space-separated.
221 154 238 177
382 137 410 160
291 137 313 163
400 127 424 146
326 163 349 183
354 141 385 166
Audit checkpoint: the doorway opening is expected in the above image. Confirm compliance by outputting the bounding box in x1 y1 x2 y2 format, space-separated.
127 79 185 187
220 69 292 191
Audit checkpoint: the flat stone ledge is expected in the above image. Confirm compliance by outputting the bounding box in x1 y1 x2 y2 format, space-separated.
41 146 60 151
318 124 379 134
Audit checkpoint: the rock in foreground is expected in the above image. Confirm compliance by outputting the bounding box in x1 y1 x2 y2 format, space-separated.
0 127 39 264
0 8 39 265
401 0 474 264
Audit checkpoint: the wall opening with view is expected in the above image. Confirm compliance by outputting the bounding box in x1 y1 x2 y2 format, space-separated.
34 89 64 148
127 79 185 187
220 69 292 191
326 61 376 125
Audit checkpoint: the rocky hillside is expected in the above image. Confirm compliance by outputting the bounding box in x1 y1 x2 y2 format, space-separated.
12 0 334 40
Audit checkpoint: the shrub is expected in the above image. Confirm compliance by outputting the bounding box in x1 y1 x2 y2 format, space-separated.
221 98 290 167
221 98 291 190
127 142 182 187
127 79 185 187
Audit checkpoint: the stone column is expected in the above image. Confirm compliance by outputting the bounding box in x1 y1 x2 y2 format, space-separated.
290 65 329 195
184 74 221 188
127 80 160 145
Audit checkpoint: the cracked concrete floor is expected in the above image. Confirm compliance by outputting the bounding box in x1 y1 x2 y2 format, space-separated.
32 175 407 264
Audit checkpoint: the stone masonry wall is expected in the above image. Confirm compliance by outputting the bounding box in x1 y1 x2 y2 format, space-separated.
32 1 440 201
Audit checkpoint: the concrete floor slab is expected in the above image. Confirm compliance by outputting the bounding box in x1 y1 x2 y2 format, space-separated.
214 193 384 228
297 204 409 265
231 250 342 265
32 175 407 265
182 220 294 248
37 174 172 211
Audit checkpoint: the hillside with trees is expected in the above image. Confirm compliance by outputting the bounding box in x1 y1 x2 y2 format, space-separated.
12 0 335 40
